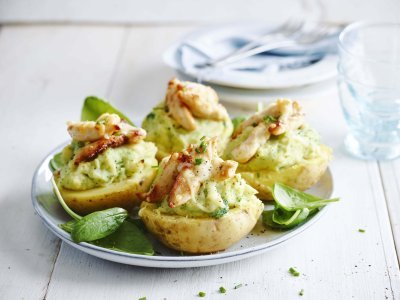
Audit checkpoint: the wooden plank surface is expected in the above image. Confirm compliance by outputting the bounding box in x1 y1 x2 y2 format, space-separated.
0 25 125 299
379 160 400 263
35 25 399 299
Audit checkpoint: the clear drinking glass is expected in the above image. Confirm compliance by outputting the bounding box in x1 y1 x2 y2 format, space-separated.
337 22 400 160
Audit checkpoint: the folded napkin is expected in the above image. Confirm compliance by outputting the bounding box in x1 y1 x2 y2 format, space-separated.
176 24 338 80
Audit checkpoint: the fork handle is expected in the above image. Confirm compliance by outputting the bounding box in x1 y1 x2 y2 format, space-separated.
200 39 296 68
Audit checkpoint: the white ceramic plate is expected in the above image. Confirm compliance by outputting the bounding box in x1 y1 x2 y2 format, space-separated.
32 144 334 268
163 23 338 90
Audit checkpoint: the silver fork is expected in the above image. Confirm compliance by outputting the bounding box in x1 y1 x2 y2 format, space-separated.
182 17 305 62
196 23 341 69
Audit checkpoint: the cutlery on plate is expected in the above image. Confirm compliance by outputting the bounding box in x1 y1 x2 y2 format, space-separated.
194 22 344 69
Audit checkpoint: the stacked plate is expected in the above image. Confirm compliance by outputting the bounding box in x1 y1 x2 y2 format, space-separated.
163 22 339 107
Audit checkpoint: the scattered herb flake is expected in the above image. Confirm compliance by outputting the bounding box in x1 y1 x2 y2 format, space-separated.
299 289 304 296
264 115 278 123
151 165 159 168
358 228 366 233
219 286 226 293
195 158 203 166
289 267 300 277
234 284 243 289
198 291 206 297
146 112 155 119
138 297 146 300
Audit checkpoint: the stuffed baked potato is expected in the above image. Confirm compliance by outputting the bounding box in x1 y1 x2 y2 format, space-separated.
54 113 158 214
224 99 332 200
142 78 233 159
138 137 264 253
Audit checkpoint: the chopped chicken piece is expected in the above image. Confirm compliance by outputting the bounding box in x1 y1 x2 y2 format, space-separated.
73 135 128 165
231 123 270 163
141 137 237 207
230 99 305 163
233 99 304 138
67 113 146 165
165 78 229 131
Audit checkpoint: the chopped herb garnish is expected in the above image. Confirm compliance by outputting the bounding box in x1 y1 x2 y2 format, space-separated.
234 284 243 289
263 115 278 123
195 138 207 154
151 165 159 168
195 158 203 166
200 136 206 141
211 199 229 219
146 112 155 119
299 289 304 296
289 267 300 277
138 297 146 300
198 291 206 297
219 286 226 293
358 228 366 233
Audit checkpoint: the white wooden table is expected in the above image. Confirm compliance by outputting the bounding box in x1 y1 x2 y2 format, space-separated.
0 1 400 299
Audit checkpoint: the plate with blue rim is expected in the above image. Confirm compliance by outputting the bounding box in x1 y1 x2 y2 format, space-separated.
32 143 335 268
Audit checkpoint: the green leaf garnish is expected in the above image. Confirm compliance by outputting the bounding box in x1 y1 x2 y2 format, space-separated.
194 158 203 165
262 183 339 230
51 177 82 220
272 183 339 211
358 228 366 233
91 219 154 255
198 291 206 297
81 96 134 126
49 152 64 172
272 207 311 227
71 207 128 243
219 286 226 293
59 220 77 233
299 289 304 296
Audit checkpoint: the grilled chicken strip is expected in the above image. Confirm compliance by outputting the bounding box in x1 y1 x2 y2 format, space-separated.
165 78 229 131
141 137 237 208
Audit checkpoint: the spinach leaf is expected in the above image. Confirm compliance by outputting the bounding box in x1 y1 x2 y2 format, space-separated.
91 219 154 255
81 96 134 126
273 183 339 211
49 152 64 172
71 207 128 243
272 208 310 226
231 116 247 132
59 220 77 233
263 183 339 230
51 177 82 220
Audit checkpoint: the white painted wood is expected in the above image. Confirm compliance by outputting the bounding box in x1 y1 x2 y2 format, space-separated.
379 160 400 263
40 26 400 299
0 25 125 299
0 0 399 25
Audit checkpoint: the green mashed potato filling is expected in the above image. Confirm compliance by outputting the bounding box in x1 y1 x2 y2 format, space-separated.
223 125 332 199
142 103 233 159
224 125 324 171
155 174 260 218
58 141 158 190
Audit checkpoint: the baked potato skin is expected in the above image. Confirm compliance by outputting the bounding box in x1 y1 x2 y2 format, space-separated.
55 168 156 215
240 145 332 200
139 201 264 254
